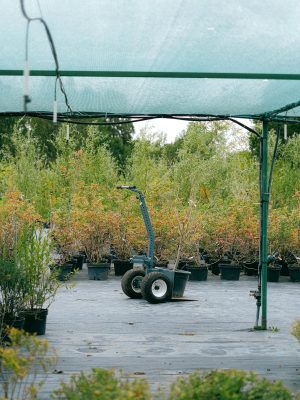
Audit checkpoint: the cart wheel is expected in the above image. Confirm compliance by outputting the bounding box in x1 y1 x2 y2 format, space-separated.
121 268 145 299
141 272 172 303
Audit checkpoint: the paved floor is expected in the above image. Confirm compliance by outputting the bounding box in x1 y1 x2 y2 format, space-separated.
40 267 300 398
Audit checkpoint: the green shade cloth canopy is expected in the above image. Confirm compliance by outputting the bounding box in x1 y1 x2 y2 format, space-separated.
1 0 300 118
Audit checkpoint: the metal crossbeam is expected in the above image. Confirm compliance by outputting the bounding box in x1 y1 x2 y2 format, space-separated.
2 69 300 80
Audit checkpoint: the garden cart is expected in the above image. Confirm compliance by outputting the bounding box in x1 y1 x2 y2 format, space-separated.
116 186 190 303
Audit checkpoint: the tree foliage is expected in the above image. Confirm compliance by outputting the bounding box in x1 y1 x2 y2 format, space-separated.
0 118 298 260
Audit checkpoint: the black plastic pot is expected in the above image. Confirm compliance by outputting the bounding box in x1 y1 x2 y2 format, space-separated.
56 263 74 281
172 270 191 297
243 261 259 276
113 259 133 276
208 260 220 275
199 248 210 264
278 259 289 276
23 309 48 335
79 250 87 261
182 265 208 281
1 314 25 342
87 263 110 280
288 265 300 282
219 263 241 280
267 265 282 282
72 254 85 270
2 314 25 328
209 258 231 275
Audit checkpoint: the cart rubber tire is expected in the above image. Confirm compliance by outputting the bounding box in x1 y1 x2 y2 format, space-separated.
141 272 172 303
121 268 146 299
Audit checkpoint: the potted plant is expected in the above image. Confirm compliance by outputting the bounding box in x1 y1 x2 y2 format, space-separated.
51 210 81 280
241 218 259 276
0 194 41 340
152 208 178 269
216 205 258 280
0 192 40 339
269 207 295 277
243 261 259 276
267 262 282 282
287 257 300 282
17 224 61 335
86 254 111 281
80 208 111 280
218 250 242 281
178 233 208 281
285 250 300 282
266 253 282 283
217 236 243 281
201 239 232 276
0 259 26 342
198 211 226 276
180 253 208 281
72 253 85 270
110 211 133 276
287 203 300 281
112 253 133 277
243 252 259 276
173 198 199 270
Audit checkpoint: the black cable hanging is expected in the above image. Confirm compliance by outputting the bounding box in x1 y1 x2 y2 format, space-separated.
35 115 158 126
268 124 281 196
20 0 72 116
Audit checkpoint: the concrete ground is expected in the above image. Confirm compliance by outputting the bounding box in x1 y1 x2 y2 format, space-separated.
40 266 300 398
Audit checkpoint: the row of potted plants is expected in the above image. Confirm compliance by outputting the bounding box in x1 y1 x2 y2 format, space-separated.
57 249 300 283
0 190 298 274
47 193 299 284
169 253 300 282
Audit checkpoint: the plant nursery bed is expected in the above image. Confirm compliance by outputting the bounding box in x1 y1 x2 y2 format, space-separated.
36 270 300 398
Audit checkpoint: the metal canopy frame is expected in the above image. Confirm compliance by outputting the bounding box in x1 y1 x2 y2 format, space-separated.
3 69 300 80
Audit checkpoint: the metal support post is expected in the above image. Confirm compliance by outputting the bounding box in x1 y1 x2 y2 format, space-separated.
260 120 269 330
138 193 155 266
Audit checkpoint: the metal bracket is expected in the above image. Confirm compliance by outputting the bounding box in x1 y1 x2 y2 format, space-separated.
250 290 261 301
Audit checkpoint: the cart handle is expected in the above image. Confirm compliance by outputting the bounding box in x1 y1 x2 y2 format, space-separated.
116 185 136 190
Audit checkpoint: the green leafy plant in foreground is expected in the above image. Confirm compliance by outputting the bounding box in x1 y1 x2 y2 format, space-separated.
0 328 57 400
291 319 300 342
51 368 151 400
167 369 292 400
51 368 294 400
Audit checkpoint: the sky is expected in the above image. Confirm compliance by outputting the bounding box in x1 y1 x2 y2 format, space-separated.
133 117 251 150
133 118 188 143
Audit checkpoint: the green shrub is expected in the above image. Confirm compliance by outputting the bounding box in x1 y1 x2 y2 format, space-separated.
167 369 292 400
52 368 151 400
291 320 300 341
0 328 57 400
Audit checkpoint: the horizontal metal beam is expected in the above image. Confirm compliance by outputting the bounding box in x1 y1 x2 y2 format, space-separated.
2 69 300 80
